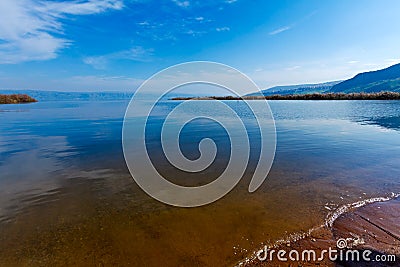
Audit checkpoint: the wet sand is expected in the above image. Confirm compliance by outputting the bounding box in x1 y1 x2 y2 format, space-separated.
242 197 400 266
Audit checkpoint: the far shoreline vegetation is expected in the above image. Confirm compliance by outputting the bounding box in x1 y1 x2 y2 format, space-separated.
0 94 38 104
172 92 400 101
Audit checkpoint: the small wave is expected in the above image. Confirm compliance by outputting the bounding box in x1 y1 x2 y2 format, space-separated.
324 192 400 228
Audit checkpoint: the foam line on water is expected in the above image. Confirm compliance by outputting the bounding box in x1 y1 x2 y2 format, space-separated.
324 192 400 227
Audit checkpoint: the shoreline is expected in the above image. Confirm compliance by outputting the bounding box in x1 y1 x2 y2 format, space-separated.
172 92 400 101
240 194 400 266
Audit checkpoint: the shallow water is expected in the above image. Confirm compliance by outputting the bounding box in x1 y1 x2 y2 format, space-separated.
1 99 400 266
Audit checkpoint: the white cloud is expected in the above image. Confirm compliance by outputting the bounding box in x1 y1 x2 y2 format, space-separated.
0 0 124 64
172 0 190 8
83 46 154 69
347 60 359 64
269 26 291 35
216 27 230 32
225 0 237 3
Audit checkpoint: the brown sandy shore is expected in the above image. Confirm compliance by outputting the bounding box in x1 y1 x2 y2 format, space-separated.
241 197 400 266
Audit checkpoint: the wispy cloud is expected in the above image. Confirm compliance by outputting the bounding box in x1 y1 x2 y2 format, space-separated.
363 63 379 67
38 0 124 15
55 75 144 91
83 46 154 69
385 58 400 65
285 65 301 71
172 0 190 8
185 29 206 37
269 26 291 35
135 15 214 41
0 73 144 91
0 0 124 64
83 57 109 70
216 27 230 32
269 10 317 36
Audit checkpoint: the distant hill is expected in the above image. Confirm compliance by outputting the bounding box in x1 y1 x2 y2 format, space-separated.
331 63 400 93
246 81 341 96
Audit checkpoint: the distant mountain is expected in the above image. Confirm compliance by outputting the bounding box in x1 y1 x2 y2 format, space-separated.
246 63 400 96
331 63 400 93
246 81 341 96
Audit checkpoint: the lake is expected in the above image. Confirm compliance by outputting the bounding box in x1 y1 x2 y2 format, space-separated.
1 98 400 266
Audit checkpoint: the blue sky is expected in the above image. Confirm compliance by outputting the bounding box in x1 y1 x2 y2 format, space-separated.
0 0 400 91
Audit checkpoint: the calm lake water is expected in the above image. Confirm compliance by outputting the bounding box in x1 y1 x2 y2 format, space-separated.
1 98 400 266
